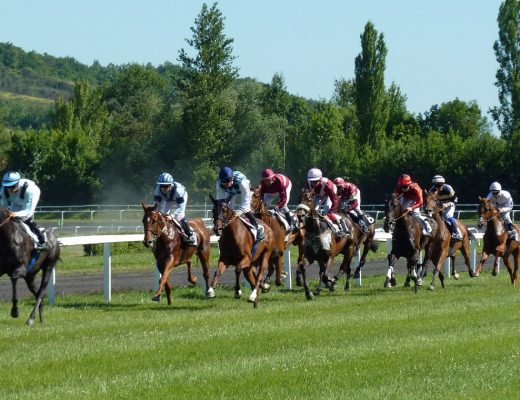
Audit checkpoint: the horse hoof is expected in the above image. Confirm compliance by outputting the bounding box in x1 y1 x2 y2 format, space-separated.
453 273 460 280
469 271 477 278
261 283 271 293
492 270 498 277
390 277 397 287
428 285 435 291
329 282 337 292
312 288 321 296
151 295 161 302
344 282 350 292
10 308 19 319
416 278 423 286
403 280 411 288
206 288 216 298
26 318 35 326
305 292 314 301
235 289 243 299
384 279 392 288
296 277 303 287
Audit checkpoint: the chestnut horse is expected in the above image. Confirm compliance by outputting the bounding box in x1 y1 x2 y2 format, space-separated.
142 204 211 303
250 187 303 289
475 197 520 285
383 193 429 292
0 206 60 325
208 194 275 307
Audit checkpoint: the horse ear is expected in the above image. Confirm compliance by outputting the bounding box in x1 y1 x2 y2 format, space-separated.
142 202 146 210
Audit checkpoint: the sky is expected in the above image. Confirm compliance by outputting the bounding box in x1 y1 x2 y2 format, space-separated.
1 0 504 126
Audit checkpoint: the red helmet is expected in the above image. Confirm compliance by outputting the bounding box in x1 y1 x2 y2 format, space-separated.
397 174 412 187
261 168 275 180
333 177 345 186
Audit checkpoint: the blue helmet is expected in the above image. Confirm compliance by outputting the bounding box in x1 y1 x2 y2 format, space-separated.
156 172 174 186
219 167 233 181
2 171 21 187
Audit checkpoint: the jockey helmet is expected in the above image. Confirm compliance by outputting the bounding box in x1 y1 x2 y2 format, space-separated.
219 167 234 181
432 175 445 184
261 168 275 180
2 171 21 187
489 182 502 192
333 177 345 186
156 172 174 186
307 168 322 181
397 174 412 187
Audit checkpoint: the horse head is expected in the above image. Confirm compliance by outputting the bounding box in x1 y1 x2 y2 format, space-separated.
298 188 314 210
423 189 441 218
477 196 499 229
250 186 267 214
209 194 235 236
383 193 401 233
142 203 168 247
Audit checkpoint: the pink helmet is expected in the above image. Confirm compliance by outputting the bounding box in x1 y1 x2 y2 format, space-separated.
307 168 322 181
261 168 275 180
333 177 345 186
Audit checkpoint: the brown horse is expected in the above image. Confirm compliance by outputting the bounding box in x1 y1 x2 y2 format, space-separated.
0 207 60 325
142 204 211 304
296 190 352 300
250 187 303 289
475 197 520 285
383 193 430 292
208 194 275 307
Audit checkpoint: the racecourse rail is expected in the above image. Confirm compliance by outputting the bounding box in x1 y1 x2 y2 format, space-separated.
49 229 486 305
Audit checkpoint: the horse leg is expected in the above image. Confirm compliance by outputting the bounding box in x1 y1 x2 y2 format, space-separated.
492 254 500 276
298 259 313 300
165 281 172 305
208 260 228 298
295 243 305 287
152 258 175 302
26 265 54 325
186 260 197 286
275 251 284 286
196 247 212 297
323 256 337 292
450 256 460 280
10 277 20 319
385 253 398 288
251 252 271 308
502 255 515 285
336 251 353 292
475 251 489 276
407 255 419 293
459 242 476 278
234 268 243 299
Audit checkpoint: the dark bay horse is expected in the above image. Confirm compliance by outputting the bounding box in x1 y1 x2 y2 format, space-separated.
208 194 275 307
142 204 211 303
383 193 429 292
250 187 303 289
296 190 350 300
0 207 60 325
475 197 520 285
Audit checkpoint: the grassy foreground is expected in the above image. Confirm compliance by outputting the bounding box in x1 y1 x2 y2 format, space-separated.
0 273 519 400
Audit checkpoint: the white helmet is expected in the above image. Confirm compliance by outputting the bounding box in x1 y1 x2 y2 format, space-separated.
489 182 502 191
307 168 322 181
432 175 445 184
157 172 174 186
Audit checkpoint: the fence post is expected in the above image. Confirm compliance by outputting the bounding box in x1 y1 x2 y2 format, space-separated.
283 249 292 289
103 243 112 302
355 248 362 287
48 269 56 305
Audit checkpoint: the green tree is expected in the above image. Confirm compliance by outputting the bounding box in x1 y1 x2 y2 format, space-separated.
490 0 520 138
176 2 238 197
354 21 389 148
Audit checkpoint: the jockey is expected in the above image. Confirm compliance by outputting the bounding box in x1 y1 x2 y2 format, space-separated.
334 177 368 232
394 174 432 237
305 168 348 236
215 166 264 242
153 172 194 244
428 175 462 240
259 168 296 231
0 171 49 251
486 181 518 241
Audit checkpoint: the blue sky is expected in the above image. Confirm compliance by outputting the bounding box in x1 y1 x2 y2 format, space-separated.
2 0 503 124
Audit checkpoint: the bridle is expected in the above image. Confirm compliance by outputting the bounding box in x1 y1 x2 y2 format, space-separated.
477 201 499 229
144 210 168 243
212 203 238 235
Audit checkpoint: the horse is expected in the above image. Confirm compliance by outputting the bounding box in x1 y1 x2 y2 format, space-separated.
475 197 520 285
142 204 211 303
0 207 60 325
422 192 477 280
295 189 352 300
250 187 303 289
208 194 275 307
383 193 429 292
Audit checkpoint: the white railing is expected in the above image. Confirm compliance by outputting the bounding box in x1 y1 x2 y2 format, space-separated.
50 229 485 305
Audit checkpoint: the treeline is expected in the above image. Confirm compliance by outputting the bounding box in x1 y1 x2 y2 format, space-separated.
0 1 519 206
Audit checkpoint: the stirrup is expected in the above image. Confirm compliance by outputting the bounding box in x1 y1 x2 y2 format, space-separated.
35 242 50 251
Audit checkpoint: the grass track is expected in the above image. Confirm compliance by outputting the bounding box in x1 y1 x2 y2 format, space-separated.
0 272 519 399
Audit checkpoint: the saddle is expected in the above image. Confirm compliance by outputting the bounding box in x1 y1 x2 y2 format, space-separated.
238 215 264 243
268 208 291 231
170 219 198 246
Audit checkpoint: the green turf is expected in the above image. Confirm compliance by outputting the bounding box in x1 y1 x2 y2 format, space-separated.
0 272 518 400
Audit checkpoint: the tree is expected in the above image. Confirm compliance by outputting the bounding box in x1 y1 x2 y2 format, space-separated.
354 21 389 148
176 2 238 197
490 0 520 138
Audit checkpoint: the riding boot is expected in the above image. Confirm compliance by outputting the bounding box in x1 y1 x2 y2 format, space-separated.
285 210 296 232
506 222 518 241
25 218 50 251
181 218 195 244
339 218 350 236
246 212 264 242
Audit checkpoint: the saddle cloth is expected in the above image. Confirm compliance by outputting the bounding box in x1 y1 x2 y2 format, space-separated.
171 219 198 246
